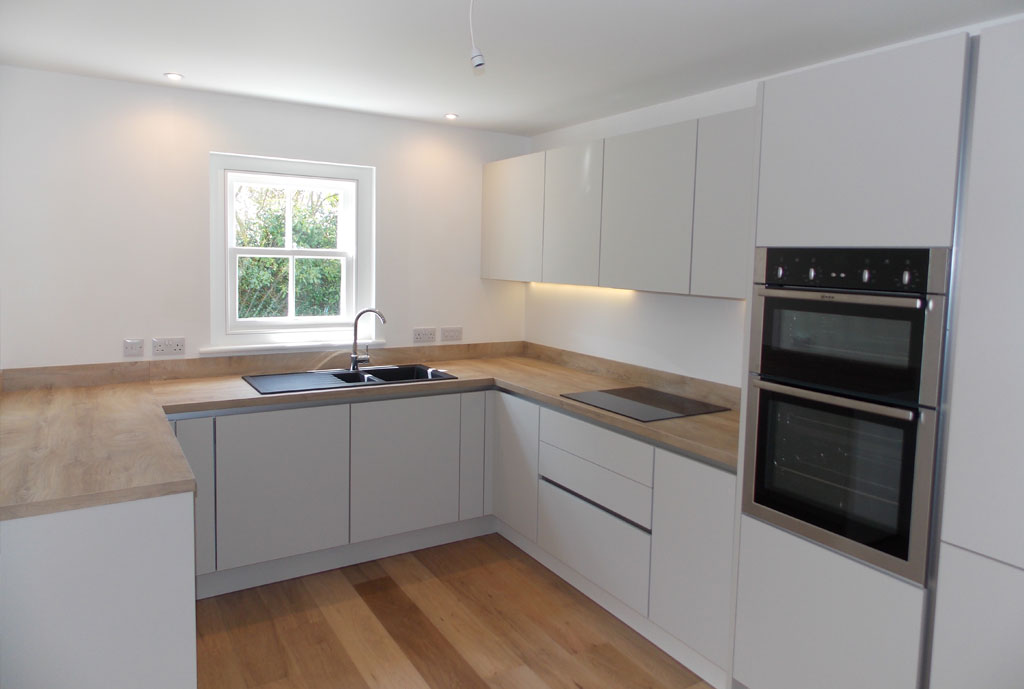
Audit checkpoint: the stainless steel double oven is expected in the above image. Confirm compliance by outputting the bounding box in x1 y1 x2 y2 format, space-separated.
743 247 950 584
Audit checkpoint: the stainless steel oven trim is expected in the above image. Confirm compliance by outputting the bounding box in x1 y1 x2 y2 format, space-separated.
742 377 937 585
919 294 947 408
756 287 922 309
927 247 951 295
752 379 915 421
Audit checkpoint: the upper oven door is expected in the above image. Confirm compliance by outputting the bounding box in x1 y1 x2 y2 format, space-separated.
750 287 945 407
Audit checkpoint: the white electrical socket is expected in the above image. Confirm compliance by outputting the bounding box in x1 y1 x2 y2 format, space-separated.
152 337 186 355
440 326 463 342
412 327 437 344
123 339 144 357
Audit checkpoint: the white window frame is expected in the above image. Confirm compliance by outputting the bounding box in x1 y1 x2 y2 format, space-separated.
208 153 375 352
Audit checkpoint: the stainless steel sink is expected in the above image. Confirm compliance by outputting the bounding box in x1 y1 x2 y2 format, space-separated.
243 364 456 395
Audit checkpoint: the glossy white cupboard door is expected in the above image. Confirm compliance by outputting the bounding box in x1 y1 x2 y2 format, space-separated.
939 18 1024 570
599 122 696 293
690 108 759 299
542 140 603 286
459 391 487 520
733 516 924 689
350 395 461 542
175 417 216 575
216 405 350 570
487 391 540 541
756 33 968 247
648 449 735 671
481 151 545 282
930 543 1024 689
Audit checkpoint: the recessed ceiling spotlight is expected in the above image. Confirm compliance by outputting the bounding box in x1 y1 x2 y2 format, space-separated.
163 72 184 81
445 113 459 120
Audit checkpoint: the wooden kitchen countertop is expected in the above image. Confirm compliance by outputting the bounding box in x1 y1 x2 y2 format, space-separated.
0 355 740 521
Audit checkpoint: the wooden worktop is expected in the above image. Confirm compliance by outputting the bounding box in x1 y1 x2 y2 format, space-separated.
1 353 740 521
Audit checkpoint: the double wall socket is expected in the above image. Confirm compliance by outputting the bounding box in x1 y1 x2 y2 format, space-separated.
412 327 437 344
152 337 186 355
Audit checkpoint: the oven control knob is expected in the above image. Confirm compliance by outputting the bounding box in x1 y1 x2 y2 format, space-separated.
902 270 911 285
808 267 816 280
776 266 784 279
862 269 870 283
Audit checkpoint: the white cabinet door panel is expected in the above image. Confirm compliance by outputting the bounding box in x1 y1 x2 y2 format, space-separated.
175 417 216 575
649 449 735 670
538 480 651 615
757 34 968 247
482 151 544 282
350 395 461 543
216 405 350 571
930 543 1024 689
488 391 540 541
691 108 759 299
460 391 486 520
734 516 924 689
600 122 696 293
542 141 603 286
539 408 653 486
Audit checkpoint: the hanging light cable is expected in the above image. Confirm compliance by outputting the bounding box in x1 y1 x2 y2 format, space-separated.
469 0 485 69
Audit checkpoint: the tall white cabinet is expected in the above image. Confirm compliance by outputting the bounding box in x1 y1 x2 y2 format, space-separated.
930 19 1024 689
756 33 968 247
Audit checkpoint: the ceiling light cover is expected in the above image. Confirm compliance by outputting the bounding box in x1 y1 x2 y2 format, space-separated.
163 72 183 81
445 113 459 120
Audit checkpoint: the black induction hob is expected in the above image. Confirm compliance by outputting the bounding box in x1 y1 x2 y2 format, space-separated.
561 387 729 422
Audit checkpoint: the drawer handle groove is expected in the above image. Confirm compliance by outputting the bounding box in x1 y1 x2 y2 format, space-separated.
540 476 652 534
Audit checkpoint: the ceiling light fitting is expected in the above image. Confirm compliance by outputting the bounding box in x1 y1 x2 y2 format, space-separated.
163 72 183 81
469 0 485 69
445 113 459 120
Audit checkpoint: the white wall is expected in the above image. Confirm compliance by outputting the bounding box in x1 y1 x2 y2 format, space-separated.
0 66 529 369
526 84 759 387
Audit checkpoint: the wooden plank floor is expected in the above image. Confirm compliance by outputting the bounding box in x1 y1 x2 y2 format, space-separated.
197 534 712 689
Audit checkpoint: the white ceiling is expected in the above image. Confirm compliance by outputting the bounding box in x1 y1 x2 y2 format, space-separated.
1 0 1022 136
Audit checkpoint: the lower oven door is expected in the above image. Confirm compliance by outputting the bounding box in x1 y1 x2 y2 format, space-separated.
742 379 936 584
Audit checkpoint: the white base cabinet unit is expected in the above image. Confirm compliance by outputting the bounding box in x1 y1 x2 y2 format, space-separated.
481 151 544 282
929 543 1024 689
648 448 735 672
756 33 968 247
175 417 216 575
733 516 924 689
350 394 462 542
486 391 540 541
0 493 197 689
215 404 351 571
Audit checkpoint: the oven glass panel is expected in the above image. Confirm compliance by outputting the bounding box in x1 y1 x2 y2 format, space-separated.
754 389 916 559
760 296 925 403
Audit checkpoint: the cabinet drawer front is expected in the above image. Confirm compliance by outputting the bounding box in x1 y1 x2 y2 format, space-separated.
538 480 651 615
540 441 652 529
540 408 653 486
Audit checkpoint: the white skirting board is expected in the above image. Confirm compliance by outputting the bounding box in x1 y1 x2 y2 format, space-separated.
496 521 731 689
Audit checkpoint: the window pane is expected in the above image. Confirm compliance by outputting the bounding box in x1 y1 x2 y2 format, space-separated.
238 256 289 318
292 190 339 249
234 185 286 248
295 258 342 317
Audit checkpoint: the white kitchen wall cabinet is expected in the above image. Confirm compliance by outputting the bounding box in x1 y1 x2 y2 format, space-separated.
486 391 540 541
733 516 924 689
599 122 697 293
929 543 1024 689
649 449 735 671
938 18 1024 571
542 140 604 285
481 151 545 281
175 418 216 575
756 33 969 247
459 391 487 520
691 107 759 298
216 405 350 570
350 395 462 542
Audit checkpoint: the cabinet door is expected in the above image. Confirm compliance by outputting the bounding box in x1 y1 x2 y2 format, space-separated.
542 141 603 286
175 417 216 575
216 405 350 571
756 33 968 247
599 122 696 293
350 395 461 543
649 449 735 670
691 108 759 299
930 543 1024 689
733 516 924 689
460 391 486 520
486 391 540 541
939 19 1024 569
482 151 544 282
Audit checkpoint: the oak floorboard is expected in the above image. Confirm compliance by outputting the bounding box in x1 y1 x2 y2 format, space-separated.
197 536 708 689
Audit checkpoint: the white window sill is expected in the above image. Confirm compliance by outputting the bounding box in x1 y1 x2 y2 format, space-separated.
199 339 386 356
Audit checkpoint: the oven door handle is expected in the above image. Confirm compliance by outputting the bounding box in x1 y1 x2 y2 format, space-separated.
756 287 922 309
752 379 917 422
